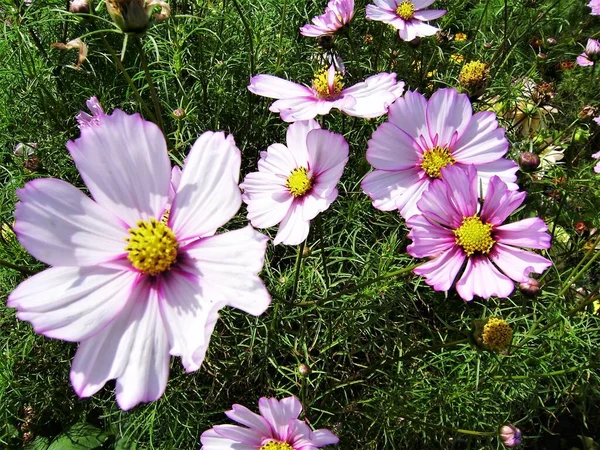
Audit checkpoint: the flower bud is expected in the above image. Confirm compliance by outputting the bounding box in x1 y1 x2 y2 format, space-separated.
546 37 557 46
298 363 311 377
499 424 522 447
69 0 90 14
172 107 185 119
480 317 513 352
106 0 170 34
573 127 589 143
518 151 540 173
302 245 310 258
579 105 597 119
519 278 540 297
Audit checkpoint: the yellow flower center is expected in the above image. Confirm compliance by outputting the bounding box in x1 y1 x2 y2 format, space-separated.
420 146 456 179
455 32 468 42
125 217 178 276
459 60 488 86
312 69 344 99
287 167 313 197
454 216 495 256
450 53 465 64
482 317 513 351
259 442 294 450
395 1 415 20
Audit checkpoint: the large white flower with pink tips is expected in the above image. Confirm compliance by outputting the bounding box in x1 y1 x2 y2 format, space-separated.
201 395 339 449
362 88 519 220
407 164 552 301
240 120 348 245
300 0 355 37
366 0 446 41
8 106 271 410
248 65 405 122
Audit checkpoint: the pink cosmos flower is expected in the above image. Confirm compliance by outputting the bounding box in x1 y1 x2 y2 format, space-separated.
76 96 106 128
576 38 600 66
200 395 339 449
8 107 271 410
248 65 405 122
588 0 600 15
592 150 600 173
240 120 348 245
362 88 518 219
366 0 446 41
407 164 552 301
300 0 355 37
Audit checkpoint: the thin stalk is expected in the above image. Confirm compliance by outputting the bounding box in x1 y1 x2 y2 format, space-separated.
400 415 496 437
493 365 584 381
275 0 287 72
556 234 600 298
0 259 35 275
315 215 330 293
135 37 165 136
230 0 255 75
290 244 304 303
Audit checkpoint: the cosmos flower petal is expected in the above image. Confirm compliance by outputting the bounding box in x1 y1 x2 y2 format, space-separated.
388 90 430 142
275 97 334 122
8 264 137 342
413 246 466 292
169 132 242 240
407 214 456 258
200 428 256 450
494 218 551 249
301 189 338 221
361 170 421 211
366 122 422 170
258 396 303 439
366 4 403 25
373 0 397 9
576 54 593 66
311 429 340 446
453 111 509 164
489 243 552 283
412 0 437 8
438 164 478 218
397 175 431 219
300 0 354 37
475 159 519 195
212 425 262 445
70 279 170 411
307 129 349 188
67 109 171 225
14 178 128 266
180 226 271 316
286 120 321 167
241 172 294 228
413 9 446 20
225 404 273 437
340 73 405 118
248 74 314 99
168 166 182 205
414 177 461 228
455 256 514 301
480 175 526 226
426 88 472 148
273 201 311 245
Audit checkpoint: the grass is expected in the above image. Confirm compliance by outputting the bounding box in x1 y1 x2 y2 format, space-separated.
1 0 600 448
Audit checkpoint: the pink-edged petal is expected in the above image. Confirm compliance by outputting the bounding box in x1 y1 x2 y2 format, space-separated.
494 217 551 249
158 269 221 372
373 0 398 10
489 243 552 283
169 132 241 240
366 122 422 170
310 429 340 446
388 90 430 143
396 174 431 219
400 21 439 41
406 214 456 258
248 74 314 99
67 109 170 226
412 0 436 8
438 164 478 218
366 4 403 28
577 54 593 66
361 168 425 213
241 171 294 229
307 129 349 194
340 73 405 118
301 189 338 221
480 175 526 226
225 404 273 437
474 159 519 195
452 111 509 163
14 178 128 266
70 279 170 410
212 425 262 445
200 428 256 450
413 246 466 292
273 201 310 245
8 264 136 342
258 396 302 441
426 88 472 148
413 9 446 20
257 144 299 175
168 166 182 205
413 176 461 228
179 226 271 315
286 120 321 167
273 97 332 122
455 256 514 301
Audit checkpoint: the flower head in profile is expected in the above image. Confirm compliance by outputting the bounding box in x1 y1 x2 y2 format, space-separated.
241 120 349 245
106 0 170 34
588 0 600 15
300 0 354 37
76 96 106 128
406 164 552 301
201 396 339 450
248 65 405 122
500 424 522 448
576 38 600 67
362 88 518 219
8 106 271 410
366 0 446 41
592 150 600 173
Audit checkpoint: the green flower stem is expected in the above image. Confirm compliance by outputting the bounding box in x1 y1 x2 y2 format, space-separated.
135 37 166 137
399 415 497 437
492 365 584 381
557 233 600 298
296 262 423 307
100 35 156 122
315 215 330 293
0 259 35 275
275 0 287 72
230 0 255 75
289 244 304 303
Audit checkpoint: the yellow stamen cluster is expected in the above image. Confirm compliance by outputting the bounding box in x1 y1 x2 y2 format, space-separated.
454 32 468 42
395 1 415 20
287 167 313 197
420 146 456 179
454 216 495 256
459 60 488 86
125 217 178 276
259 442 294 450
312 69 344 99
450 53 465 64
482 318 513 351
